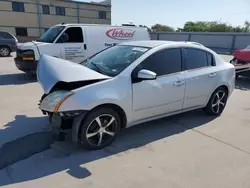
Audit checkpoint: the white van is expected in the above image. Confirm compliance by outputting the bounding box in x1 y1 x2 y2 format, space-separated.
14 23 150 74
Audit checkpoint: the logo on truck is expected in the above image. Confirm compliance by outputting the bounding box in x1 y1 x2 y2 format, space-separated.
106 29 136 40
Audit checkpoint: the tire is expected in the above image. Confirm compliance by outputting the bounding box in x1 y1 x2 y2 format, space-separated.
0 46 10 57
79 107 121 150
204 87 228 116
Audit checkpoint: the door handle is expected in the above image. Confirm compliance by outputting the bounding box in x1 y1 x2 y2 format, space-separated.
174 80 185 87
84 44 87 50
208 73 216 78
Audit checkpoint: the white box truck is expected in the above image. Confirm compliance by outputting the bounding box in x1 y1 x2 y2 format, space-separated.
14 23 150 74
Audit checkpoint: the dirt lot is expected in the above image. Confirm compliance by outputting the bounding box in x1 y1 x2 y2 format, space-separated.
0 54 250 188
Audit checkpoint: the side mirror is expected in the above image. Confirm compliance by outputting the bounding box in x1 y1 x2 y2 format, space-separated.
137 69 157 80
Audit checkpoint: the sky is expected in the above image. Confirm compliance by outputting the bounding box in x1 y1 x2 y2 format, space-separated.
86 0 250 28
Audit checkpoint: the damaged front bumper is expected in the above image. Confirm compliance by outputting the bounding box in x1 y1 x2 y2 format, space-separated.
47 111 88 143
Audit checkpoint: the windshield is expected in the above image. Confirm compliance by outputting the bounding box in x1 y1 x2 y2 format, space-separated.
37 26 65 43
82 45 149 77
246 45 250 49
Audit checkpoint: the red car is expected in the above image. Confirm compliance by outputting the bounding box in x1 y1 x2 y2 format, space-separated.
230 45 250 77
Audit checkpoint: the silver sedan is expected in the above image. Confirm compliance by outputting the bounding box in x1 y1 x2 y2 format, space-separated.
38 41 235 150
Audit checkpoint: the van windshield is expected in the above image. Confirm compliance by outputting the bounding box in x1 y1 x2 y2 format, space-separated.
82 45 149 77
37 26 65 43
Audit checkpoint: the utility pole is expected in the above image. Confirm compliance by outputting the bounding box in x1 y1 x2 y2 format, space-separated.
36 0 42 36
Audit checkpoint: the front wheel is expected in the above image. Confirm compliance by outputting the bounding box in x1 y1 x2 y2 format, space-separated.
0 46 10 57
204 87 228 116
79 107 121 150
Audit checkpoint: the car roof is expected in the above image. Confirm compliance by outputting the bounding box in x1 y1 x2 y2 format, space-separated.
119 40 176 48
119 40 206 49
0 30 11 34
54 23 145 29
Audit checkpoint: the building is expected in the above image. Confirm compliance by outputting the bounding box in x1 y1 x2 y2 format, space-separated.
0 0 111 41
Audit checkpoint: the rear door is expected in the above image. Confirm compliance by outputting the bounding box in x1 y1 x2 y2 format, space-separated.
55 27 87 63
183 48 218 109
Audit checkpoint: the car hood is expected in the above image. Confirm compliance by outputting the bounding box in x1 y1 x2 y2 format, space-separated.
37 55 110 94
233 49 250 61
18 41 48 50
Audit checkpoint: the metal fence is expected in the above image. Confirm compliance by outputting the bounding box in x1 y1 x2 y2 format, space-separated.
150 32 250 54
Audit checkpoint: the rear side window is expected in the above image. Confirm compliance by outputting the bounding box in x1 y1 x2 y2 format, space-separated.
0 32 13 39
139 48 182 76
207 53 214 66
185 48 208 70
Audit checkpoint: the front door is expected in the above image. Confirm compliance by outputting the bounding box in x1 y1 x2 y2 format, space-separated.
183 48 218 109
55 27 87 63
132 48 186 123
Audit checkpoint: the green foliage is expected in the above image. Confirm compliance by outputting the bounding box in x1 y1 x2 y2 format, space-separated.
138 21 250 32
138 25 151 32
179 21 249 32
151 24 175 32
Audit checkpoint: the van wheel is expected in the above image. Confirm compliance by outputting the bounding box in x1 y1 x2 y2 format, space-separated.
204 87 228 116
79 107 121 150
0 46 10 57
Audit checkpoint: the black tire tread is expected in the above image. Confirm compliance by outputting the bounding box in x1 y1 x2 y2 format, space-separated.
0 46 10 57
204 87 228 116
79 107 121 150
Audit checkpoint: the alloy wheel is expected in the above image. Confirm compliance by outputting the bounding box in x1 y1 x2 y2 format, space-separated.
0 47 10 57
211 90 227 114
85 114 118 147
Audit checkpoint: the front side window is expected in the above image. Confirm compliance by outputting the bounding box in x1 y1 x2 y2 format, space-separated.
37 26 65 43
185 48 208 70
56 27 83 43
12 2 25 12
82 45 149 77
138 48 182 76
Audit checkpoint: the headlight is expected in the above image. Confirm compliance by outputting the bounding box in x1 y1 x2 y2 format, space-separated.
22 50 35 61
40 90 74 112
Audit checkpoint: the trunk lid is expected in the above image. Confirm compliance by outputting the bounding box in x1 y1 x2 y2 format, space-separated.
37 55 110 94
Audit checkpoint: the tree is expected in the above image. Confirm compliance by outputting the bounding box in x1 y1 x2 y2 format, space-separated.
180 21 247 32
151 24 175 32
138 25 151 32
244 21 250 32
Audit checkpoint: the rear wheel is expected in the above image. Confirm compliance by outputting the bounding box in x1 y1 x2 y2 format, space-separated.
204 87 228 116
79 107 121 150
0 46 10 57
